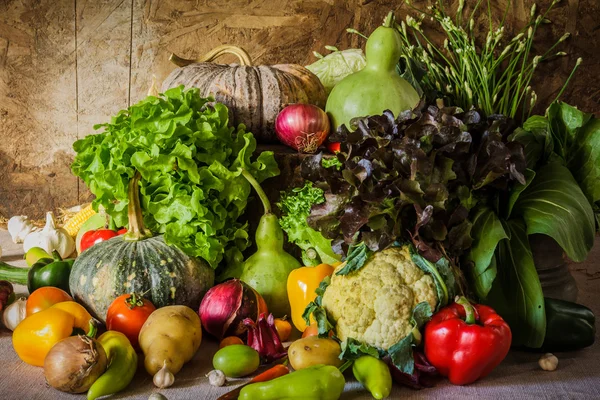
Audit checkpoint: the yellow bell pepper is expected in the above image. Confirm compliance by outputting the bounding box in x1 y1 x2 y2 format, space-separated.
287 263 335 332
13 301 95 366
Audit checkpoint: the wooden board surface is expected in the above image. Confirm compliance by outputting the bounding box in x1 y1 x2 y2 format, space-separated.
0 0 599 217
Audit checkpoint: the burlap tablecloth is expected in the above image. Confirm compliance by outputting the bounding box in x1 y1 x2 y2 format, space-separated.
1 230 598 399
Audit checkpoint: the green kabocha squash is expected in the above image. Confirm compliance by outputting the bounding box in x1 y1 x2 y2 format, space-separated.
69 173 214 323
325 12 420 130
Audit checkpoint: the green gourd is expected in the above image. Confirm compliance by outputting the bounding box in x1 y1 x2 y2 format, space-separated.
239 170 301 317
326 11 420 130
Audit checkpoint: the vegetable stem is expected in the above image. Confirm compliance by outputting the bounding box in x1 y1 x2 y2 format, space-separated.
455 296 477 325
123 172 152 242
241 170 271 214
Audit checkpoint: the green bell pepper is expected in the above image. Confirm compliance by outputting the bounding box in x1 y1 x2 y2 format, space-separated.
353 355 392 399
0 250 74 294
27 251 74 294
239 364 345 400
541 297 595 351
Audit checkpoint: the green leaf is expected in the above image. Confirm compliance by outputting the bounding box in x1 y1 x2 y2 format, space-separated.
511 116 553 169
388 332 415 375
467 206 508 299
410 247 452 309
486 219 546 348
565 118 600 209
302 276 333 337
321 156 343 170
339 338 382 361
513 162 595 262
546 102 600 219
411 301 433 329
336 242 372 275
506 169 536 218
277 182 341 266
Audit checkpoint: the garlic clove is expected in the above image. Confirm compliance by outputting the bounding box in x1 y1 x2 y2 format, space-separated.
539 353 558 371
206 369 226 387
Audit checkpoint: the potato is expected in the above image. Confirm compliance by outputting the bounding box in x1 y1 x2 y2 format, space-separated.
139 305 202 378
288 336 344 370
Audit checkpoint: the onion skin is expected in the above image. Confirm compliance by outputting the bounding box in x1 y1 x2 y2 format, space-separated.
199 279 268 339
44 335 107 393
276 104 330 153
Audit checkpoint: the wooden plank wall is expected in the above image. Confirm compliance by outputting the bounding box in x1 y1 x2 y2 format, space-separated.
1 0 599 218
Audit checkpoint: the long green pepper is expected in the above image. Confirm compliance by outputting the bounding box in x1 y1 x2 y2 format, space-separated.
239 364 345 400
87 331 138 400
353 355 392 399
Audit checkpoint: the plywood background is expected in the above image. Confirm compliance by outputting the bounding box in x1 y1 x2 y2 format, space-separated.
1 0 599 218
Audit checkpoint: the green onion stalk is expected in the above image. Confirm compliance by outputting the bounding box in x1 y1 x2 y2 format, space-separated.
398 0 581 120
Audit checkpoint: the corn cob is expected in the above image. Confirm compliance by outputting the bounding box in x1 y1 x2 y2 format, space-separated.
63 204 96 237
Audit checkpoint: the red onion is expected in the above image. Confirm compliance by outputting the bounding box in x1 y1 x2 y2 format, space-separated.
199 279 268 339
244 312 287 363
275 104 330 153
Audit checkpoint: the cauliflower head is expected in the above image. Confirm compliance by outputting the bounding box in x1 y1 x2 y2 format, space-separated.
322 246 438 350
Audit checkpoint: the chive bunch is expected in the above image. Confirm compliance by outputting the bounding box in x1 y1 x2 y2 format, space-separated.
397 0 581 120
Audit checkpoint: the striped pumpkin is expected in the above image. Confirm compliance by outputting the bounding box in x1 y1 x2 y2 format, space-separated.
161 45 327 143
70 235 214 323
69 173 214 323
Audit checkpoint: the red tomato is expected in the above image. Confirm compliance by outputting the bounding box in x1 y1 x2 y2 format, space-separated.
26 287 72 316
117 228 128 235
80 229 119 252
106 293 156 349
327 142 341 153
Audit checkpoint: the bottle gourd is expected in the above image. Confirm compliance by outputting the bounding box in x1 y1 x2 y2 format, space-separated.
326 12 420 130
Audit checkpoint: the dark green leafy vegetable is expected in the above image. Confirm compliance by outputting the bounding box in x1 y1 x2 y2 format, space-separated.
71 86 279 270
513 102 600 229
486 219 546 348
512 163 595 262
466 206 508 299
277 183 341 266
301 103 526 262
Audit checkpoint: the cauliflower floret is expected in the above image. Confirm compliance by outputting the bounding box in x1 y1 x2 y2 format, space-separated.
322 246 438 350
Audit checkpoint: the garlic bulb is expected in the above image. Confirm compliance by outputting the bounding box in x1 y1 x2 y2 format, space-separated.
23 212 75 259
8 216 36 244
153 362 175 389
3 298 27 331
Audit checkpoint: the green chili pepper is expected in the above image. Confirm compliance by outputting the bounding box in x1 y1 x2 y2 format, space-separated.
541 297 595 352
87 331 138 400
28 250 74 294
239 364 345 400
353 355 392 399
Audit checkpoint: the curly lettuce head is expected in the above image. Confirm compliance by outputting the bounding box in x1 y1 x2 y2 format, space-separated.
71 86 279 269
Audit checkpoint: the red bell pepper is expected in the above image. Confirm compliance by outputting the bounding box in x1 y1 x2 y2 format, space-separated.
80 229 119 252
424 296 511 385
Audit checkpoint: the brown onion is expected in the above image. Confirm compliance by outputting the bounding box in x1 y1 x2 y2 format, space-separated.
199 279 268 339
44 335 107 393
275 104 330 153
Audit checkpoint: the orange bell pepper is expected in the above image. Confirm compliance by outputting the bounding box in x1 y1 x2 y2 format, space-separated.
287 263 335 332
13 301 95 366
